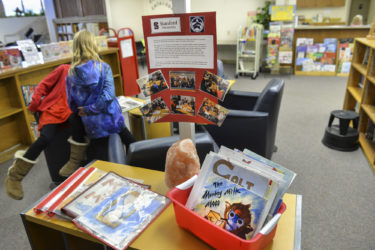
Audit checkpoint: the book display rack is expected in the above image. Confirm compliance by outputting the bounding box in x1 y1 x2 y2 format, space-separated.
343 38 375 170
0 48 122 163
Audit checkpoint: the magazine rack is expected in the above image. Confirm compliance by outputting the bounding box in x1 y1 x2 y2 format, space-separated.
167 177 286 250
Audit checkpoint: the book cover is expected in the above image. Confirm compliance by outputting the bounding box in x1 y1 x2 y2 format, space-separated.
33 167 88 215
49 167 107 219
21 85 38 106
278 51 292 64
59 41 71 58
242 148 296 216
72 173 170 250
0 49 11 69
62 172 150 219
96 36 108 51
186 151 279 239
7 48 22 67
321 52 336 65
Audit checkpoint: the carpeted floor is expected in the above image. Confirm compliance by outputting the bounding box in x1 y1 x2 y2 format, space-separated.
0 63 374 250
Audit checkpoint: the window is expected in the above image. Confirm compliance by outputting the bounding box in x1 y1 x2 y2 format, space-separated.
2 0 44 17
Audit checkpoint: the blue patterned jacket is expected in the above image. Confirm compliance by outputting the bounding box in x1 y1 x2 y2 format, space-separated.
66 60 125 138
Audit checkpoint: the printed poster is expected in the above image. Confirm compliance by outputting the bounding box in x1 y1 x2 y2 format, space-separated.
142 12 221 124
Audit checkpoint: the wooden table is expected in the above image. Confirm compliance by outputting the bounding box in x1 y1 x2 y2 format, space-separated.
21 160 300 250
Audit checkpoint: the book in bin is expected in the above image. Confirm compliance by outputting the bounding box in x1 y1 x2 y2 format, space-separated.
185 151 282 240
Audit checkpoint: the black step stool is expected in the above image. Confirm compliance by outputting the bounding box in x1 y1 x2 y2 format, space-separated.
322 110 359 151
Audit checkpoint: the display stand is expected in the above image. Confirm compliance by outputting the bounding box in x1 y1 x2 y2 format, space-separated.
235 24 263 79
266 5 295 75
103 27 140 96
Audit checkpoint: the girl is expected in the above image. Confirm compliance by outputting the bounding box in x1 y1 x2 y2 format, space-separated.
59 30 135 177
5 64 72 200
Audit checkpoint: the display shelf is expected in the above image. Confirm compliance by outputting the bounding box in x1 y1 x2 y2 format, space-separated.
343 37 375 171
0 48 122 164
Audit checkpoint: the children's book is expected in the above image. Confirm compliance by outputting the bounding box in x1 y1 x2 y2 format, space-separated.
0 49 11 69
7 47 22 67
59 41 72 57
117 96 144 112
72 172 170 250
48 167 107 219
96 36 108 51
186 151 280 239
21 85 38 106
17 39 43 66
321 52 336 65
242 148 296 217
62 172 150 219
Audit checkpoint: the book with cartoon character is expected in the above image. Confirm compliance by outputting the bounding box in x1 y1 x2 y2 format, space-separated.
72 173 170 250
185 151 280 239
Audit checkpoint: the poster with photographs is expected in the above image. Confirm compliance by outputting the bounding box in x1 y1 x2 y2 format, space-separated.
137 70 169 97
170 95 195 116
140 97 170 124
198 98 229 126
199 71 230 101
170 71 195 90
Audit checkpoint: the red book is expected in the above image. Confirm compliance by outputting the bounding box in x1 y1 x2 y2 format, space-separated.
7 48 22 67
0 49 11 69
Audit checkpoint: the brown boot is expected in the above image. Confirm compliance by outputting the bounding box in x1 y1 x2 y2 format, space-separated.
4 150 37 200
59 137 89 177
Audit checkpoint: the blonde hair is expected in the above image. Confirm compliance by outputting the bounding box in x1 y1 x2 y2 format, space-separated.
69 30 102 75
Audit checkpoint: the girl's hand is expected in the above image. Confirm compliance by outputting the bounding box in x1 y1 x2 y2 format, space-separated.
78 107 87 116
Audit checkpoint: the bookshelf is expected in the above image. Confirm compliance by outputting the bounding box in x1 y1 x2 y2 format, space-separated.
343 37 375 171
0 48 122 164
54 16 108 41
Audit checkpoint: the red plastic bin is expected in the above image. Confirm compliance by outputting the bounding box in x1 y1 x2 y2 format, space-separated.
167 185 286 250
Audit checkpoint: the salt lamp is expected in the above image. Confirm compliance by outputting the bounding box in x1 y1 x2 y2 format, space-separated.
165 138 200 188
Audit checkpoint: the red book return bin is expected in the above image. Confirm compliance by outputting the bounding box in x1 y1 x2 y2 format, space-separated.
167 185 286 250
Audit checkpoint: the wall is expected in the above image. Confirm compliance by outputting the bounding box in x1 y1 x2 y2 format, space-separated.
0 16 48 44
190 0 264 44
295 0 350 24
105 0 265 43
105 0 173 41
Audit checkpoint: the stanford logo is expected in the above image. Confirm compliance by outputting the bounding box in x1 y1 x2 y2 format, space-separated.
190 16 204 32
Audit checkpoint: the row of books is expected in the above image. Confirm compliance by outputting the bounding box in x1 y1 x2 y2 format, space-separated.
296 37 354 74
267 22 294 65
0 36 109 70
40 36 108 62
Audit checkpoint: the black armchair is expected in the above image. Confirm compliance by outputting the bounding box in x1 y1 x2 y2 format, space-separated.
108 132 218 171
204 78 285 159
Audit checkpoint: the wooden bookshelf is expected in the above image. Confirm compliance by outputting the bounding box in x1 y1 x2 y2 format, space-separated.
0 48 122 164
343 37 375 171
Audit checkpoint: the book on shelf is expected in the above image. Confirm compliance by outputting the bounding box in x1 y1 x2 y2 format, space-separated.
17 39 43 66
185 148 283 240
0 49 11 69
117 96 144 112
362 47 370 65
72 171 170 250
21 85 37 106
7 47 22 67
59 41 72 58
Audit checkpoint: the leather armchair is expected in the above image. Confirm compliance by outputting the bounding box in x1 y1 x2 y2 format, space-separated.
204 78 285 159
108 132 218 171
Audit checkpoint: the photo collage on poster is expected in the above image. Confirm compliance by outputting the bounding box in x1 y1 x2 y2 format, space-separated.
136 69 231 126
